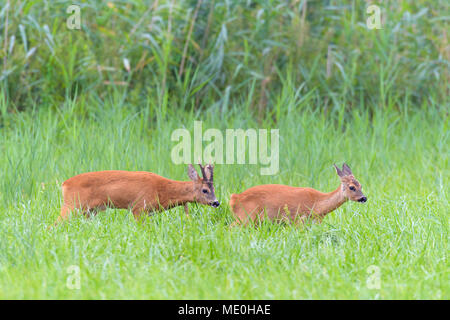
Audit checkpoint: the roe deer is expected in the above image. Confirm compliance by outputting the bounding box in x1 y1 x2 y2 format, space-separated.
54 164 219 225
229 163 366 226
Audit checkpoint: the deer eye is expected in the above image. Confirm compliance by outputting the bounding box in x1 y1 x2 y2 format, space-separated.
202 189 208 194
349 186 356 191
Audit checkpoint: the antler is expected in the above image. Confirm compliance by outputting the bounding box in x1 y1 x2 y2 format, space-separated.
205 164 214 181
198 163 207 180
197 163 214 181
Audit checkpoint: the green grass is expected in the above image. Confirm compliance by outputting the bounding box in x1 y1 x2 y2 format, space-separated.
0 0 448 300
0 96 447 299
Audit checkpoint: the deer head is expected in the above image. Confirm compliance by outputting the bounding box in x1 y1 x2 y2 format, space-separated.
334 163 367 203
188 164 220 207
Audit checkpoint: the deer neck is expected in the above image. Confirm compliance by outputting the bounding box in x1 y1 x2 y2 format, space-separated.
160 180 195 207
314 185 347 216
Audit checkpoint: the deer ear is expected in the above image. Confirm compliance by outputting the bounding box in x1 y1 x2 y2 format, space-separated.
342 163 353 175
187 164 200 181
204 164 214 181
334 164 344 177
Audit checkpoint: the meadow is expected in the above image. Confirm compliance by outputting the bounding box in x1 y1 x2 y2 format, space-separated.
0 97 447 299
0 0 448 299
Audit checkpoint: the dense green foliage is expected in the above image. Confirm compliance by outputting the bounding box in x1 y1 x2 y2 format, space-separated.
0 1 448 299
1 0 448 114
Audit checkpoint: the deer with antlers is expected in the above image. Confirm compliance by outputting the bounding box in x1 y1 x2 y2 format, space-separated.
53 164 219 225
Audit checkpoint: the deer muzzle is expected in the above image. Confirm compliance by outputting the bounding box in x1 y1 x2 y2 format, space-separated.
211 200 220 207
358 196 367 203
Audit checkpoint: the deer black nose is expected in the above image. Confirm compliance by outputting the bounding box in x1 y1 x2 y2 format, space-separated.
211 200 220 207
358 197 367 203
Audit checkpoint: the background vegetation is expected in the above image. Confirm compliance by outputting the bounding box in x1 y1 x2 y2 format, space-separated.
0 0 448 299
1 0 448 115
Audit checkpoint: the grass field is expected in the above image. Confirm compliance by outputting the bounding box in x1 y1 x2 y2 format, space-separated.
0 0 448 299
0 97 447 299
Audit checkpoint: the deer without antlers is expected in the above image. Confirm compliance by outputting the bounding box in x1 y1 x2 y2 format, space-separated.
229 163 366 226
54 164 219 225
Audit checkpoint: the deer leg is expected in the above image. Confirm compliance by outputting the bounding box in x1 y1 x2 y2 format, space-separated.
293 213 323 227
292 215 308 227
229 210 246 228
50 205 74 228
83 207 101 219
132 205 149 223
229 219 240 228
312 214 324 224
184 203 190 218
230 207 261 228
304 212 323 224
132 209 143 222
229 208 245 228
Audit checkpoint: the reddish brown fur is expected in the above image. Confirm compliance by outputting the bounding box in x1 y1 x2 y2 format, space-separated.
55 165 218 225
229 163 366 226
